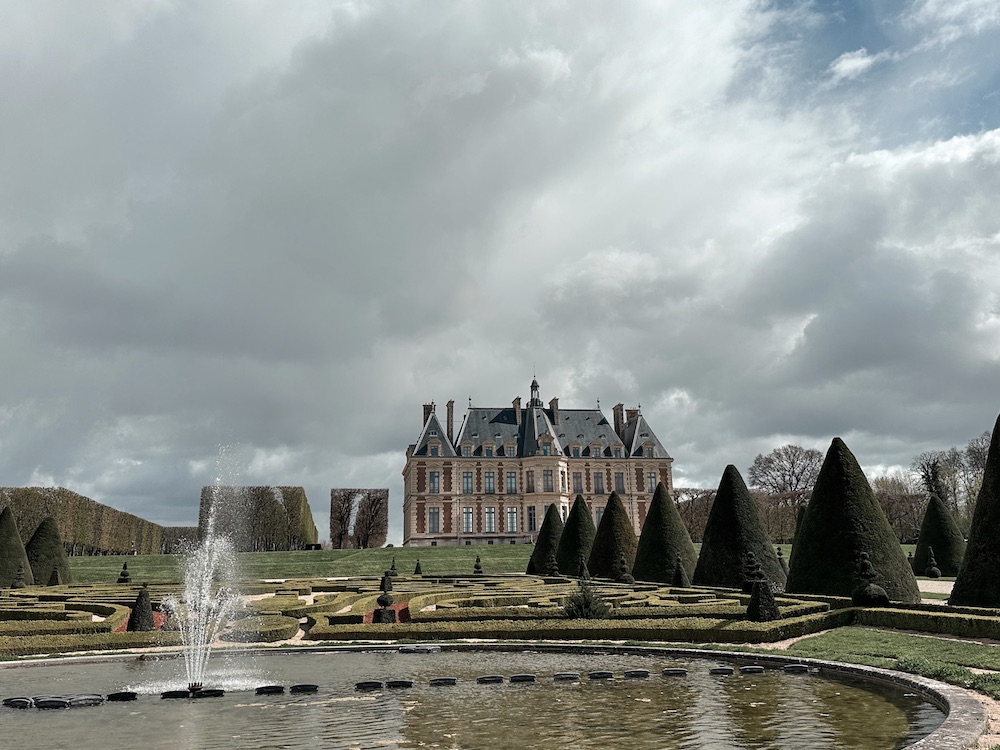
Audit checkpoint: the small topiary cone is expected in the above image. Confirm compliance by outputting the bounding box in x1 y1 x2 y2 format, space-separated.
852 551 890 606
380 570 393 593
616 553 634 584
473 555 483 575
11 564 26 589
747 580 780 622
127 585 154 632
414 559 423 576
117 562 131 584
578 554 591 581
47 568 62 586
924 546 941 578
777 547 789 576
388 557 398 577
742 552 764 594
544 552 560 576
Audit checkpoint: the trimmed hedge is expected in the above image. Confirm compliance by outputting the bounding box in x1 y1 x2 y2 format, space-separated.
633 482 698 584
0 506 33 587
588 492 637 579
25 516 73 586
222 614 301 642
914 494 966 577
0 630 182 657
556 495 597 577
527 504 563 575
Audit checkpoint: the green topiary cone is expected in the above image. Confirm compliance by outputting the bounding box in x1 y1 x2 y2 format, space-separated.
0 506 33 588
786 438 919 602
527 504 564 575
556 495 597 577
127 585 155 632
914 494 966 577
587 492 637 579
25 516 73 587
693 465 785 590
951 415 1000 607
632 482 698 584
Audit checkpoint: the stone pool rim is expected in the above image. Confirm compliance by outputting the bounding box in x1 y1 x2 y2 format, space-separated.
0 642 985 749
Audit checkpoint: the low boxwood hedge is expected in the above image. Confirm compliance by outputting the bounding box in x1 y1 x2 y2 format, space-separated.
0 630 182 657
222 615 300 643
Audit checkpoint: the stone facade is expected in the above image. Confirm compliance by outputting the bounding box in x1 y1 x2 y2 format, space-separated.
402 378 674 546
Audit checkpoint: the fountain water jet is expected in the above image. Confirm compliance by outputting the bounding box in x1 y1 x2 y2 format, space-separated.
164 458 244 693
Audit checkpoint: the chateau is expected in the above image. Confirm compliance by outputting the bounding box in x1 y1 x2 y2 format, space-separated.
402 378 674 546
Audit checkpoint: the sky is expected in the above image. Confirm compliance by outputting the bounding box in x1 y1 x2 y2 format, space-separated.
1 1 999 544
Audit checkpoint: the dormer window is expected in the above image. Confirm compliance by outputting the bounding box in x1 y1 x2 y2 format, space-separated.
542 444 551 456
430 446 439 457
614 447 622 458
463 445 472 457
429 429 437 436
485 446 494 457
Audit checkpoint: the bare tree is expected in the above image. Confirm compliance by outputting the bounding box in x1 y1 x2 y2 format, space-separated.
330 489 358 550
674 488 715 543
352 489 389 549
748 445 823 494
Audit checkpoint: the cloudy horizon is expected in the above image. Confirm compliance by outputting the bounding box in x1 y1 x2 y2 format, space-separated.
1 1 998 543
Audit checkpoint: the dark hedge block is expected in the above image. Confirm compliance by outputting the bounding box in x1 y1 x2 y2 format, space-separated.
527 504 564 575
25 516 72 586
587 492 637 579
632 482 697 584
556 495 596 577
914 494 966 577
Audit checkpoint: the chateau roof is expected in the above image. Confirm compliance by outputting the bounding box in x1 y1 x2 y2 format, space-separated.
621 411 672 459
411 410 458 457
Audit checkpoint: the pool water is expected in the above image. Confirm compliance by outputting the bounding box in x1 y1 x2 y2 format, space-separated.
0 649 944 750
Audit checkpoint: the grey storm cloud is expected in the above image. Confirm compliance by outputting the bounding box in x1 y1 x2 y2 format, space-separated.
1 2 999 540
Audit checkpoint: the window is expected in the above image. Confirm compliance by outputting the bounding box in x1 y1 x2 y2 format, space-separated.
463 445 471 457
462 507 474 533
506 471 517 494
560 471 567 492
526 470 535 493
431 540 437 547
572 447 580 458
428 507 440 534
543 470 554 493
463 472 473 494
614 472 625 493
429 429 437 436
572 472 583 493
485 506 496 533
592 446 602 457
594 472 605 495
595 507 604 526
429 471 440 494
430 446 439 457
614 447 622 458
542 444 551 456
485 471 495 494
527 506 537 532
647 472 657 493
504 445 516 457
649 447 656 458
506 507 518 533
485 446 493 457
465 540 471 545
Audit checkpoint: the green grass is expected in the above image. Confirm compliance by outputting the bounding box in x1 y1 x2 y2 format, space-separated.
68 545 534 584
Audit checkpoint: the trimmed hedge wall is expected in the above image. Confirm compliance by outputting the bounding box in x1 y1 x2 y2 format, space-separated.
222 615 301 642
0 631 182 657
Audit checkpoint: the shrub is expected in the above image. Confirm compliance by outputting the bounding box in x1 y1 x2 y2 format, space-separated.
632 482 697 584
951 414 1000 607
564 580 611 619
556 495 596 577
786 438 920 603
0 506 33 587
747 581 780 622
694 465 785 590
117 562 131 584
25 516 73 586
127 586 154 632
527 504 563 575
914 494 965 577
588 492 637 579
672 555 691 587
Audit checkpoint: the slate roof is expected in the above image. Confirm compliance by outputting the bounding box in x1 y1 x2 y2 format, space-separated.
410 411 458 458
621 412 672 459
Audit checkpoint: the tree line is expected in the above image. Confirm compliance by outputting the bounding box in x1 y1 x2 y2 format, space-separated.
329 488 389 549
198 485 319 552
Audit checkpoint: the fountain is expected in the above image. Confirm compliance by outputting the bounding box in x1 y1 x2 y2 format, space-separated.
163 459 244 694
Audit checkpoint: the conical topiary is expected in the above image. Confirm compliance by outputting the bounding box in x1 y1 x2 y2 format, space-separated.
616 553 635 584
11 564 26 589
527 504 564 575
0 506 34 588
747 580 780 622
127 586 155 632
741 552 764 595
26 516 72 587
913 494 966 577
694 466 786 590
473 555 483 575
556 495 597 577
543 552 561 577
952 415 1000 607
588 492 638 579
117 562 131 584
578 554 591 580
777 547 789 576
632 482 698 584
786 438 919 602
924 546 941 578
414 559 423 576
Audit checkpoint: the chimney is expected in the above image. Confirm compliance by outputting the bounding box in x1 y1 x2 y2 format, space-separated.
422 402 433 425
446 399 455 443
512 396 522 426
613 403 625 439
626 408 638 424
549 397 559 424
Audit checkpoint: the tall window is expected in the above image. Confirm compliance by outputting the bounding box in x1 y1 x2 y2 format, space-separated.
506 507 518 533
429 471 440 494
595 506 604 526
485 446 494 457
543 470 554 493
560 471 567 492
485 506 496 533
542 444 551 456
506 471 517 494
430 446 439 457
572 447 580 458
428 507 440 534
463 472 473 494
463 446 471 457
462 506 474 533
572 472 583 493
614 448 622 458
614 472 625 493
594 472 605 495
592 446 602 457
526 470 535 493
504 445 516 457
527 506 537 532
647 472 658 493
485 471 495 494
